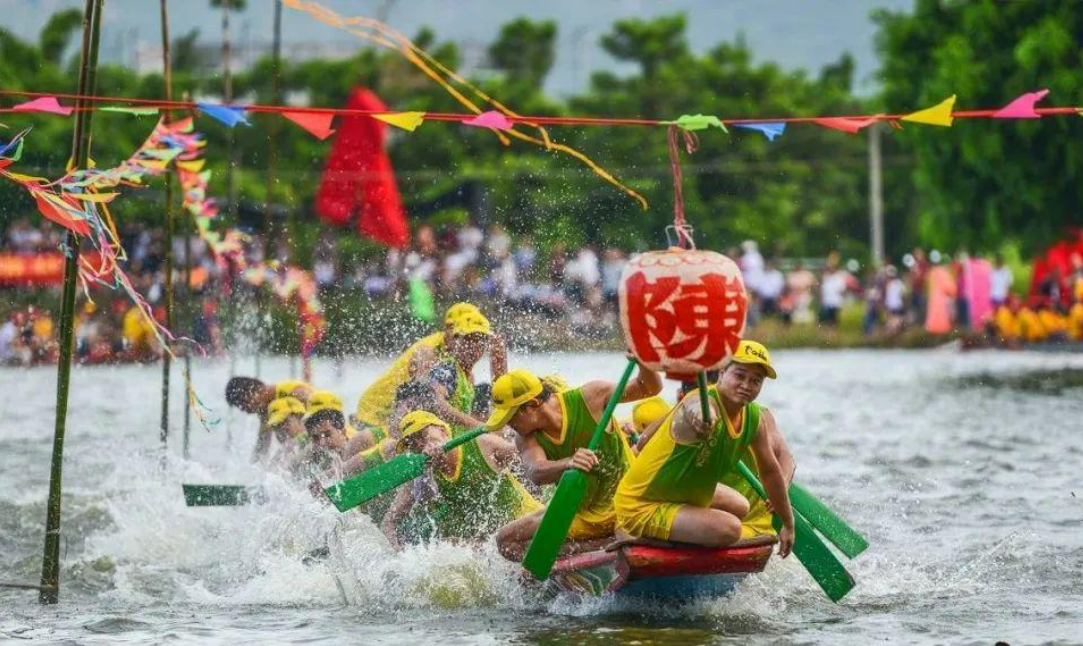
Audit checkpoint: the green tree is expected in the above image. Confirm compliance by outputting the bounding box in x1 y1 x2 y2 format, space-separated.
38 8 83 66
488 18 557 89
874 0 1083 254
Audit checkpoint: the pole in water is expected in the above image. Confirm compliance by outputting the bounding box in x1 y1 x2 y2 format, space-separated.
159 0 175 450
39 0 104 605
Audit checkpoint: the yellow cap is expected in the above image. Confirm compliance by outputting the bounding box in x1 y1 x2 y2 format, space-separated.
730 340 777 379
485 369 543 430
266 396 306 426
449 310 492 337
397 410 450 451
305 390 344 419
444 302 481 326
632 396 671 432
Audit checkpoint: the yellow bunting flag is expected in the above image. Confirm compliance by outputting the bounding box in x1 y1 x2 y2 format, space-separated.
176 159 206 173
373 111 425 132
68 192 119 203
901 95 957 127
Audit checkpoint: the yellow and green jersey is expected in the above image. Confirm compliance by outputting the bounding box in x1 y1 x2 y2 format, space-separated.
618 386 761 509
432 438 541 539
354 332 445 427
535 387 633 520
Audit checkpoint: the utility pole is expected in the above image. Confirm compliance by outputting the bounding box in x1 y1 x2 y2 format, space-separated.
868 121 885 266
39 0 104 605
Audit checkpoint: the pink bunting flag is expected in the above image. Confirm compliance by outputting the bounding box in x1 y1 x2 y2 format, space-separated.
814 116 879 134
283 110 336 140
12 96 73 116
993 89 1049 119
462 110 513 131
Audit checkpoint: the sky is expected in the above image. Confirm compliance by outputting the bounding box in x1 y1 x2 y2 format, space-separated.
4 0 914 96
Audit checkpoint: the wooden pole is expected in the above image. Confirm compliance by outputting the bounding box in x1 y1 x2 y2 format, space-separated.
159 0 174 449
261 0 284 379
180 92 193 459
39 0 104 605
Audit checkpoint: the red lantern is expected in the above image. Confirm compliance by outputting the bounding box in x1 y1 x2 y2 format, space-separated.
619 248 748 380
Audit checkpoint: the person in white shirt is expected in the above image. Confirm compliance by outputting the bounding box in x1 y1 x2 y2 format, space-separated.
740 240 765 295
757 259 786 316
819 266 850 326
990 256 1013 306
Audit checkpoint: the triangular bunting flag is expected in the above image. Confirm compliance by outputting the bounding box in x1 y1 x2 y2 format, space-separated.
176 159 206 173
196 102 250 127
993 89 1049 119
283 111 336 140
814 116 879 134
101 106 160 116
667 114 728 133
462 110 513 131
12 96 73 116
901 95 956 127
373 111 425 132
734 122 786 141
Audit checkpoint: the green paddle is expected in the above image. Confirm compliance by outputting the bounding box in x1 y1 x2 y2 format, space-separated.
521 359 637 581
788 481 868 559
324 426 488 513
736 461 855 602
182 484 265 506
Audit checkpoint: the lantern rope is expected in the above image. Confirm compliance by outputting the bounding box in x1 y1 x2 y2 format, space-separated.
667 125 699 249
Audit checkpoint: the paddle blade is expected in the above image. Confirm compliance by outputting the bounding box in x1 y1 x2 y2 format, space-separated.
775 511 855 602
183 484 261 507
324 454 427 512
521 470 589 580
789 482 869 559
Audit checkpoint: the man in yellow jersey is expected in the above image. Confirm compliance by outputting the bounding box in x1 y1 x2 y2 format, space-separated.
340 381 438 479
353 303 507 431
380 411 541 548
632 389 795 540
488 362 663 561
227 377 314 460
614 341 795 557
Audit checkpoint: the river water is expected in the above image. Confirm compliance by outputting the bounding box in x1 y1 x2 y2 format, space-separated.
2 349 1082 645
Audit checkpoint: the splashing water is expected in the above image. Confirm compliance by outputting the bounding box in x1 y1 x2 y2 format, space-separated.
2 350 1083 644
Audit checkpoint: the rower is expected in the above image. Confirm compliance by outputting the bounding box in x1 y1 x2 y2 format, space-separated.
624 395 670 451
340 381 439 479
353 303 507 432
613 341 795 557
226 377 314 460
380 411 541 549
489 362 663 561
296 391 371 475
262 396 308 462
424 310 499 433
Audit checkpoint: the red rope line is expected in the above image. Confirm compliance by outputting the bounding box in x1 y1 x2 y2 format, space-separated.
667 125 698 249
2 89 1081 127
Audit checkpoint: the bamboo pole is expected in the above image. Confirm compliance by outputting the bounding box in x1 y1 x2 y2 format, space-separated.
39 0 104 605
182 205 192 459
159 0 174 449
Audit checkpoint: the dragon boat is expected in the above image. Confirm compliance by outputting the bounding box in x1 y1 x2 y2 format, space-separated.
547 535 777 599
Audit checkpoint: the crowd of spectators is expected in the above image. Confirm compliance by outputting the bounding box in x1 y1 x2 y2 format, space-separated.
4 216 1083 366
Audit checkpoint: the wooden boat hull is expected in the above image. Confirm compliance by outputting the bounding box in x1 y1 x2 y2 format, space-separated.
548 540 775 599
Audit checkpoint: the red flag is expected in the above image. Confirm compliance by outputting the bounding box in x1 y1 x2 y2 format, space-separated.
315 87 409 247
283 111 336 140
